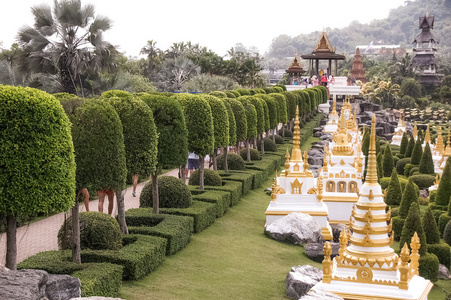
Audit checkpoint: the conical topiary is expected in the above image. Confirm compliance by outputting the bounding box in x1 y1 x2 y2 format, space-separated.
437 158 451 206
443 220 451 246
419 142 434 174
399 177 419 219
405 136 415 158
377 151 383 182
410 136 423 165
400 202 427 256
400 132 408 155
385 168 402 206
423 206 440 244
383 142 394 177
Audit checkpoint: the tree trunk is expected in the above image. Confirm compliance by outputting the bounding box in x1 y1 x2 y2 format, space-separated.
199 156 205 190
71 200 81 263
224 146 229 173
152 171 159 214
212 148 218 171
180 165 186 182
6 215 17 270
246 140 251 162
272 130 276 142
237 141 241 154
282 124 286 137
116 190 128 234
261 134 265 155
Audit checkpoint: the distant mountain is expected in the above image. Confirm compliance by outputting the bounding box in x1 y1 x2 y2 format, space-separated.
266 0 451 58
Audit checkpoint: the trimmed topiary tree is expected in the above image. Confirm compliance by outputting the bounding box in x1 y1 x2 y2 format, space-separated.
423 206 440 244
217 153 246 170
272 134 284 144
258 138 277 152
399 178 419 219
176 94 215 190
385 168 402 206
443 220 451 246
410 137 423 165
400 132 408 155
405 136 415 158
58 211 122 251
396 157 411 175
225 98 247 147
239 148 261 161
238 97 258 162
400 202 427 256
382 142 394 178
436 158 451 206
419 142 434 174
188 169 222 186
0 86 76 270
409 174 436 190
221 99 236 173
140 176 191 208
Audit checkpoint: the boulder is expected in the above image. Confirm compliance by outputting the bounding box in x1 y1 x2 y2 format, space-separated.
70 298 126 300
320 134 333 142
419 189 429 199
265 213 323 245
439 264 450 280
308 157 323 167
300 286 344 300
46 274 80 300
0 269 48 300
313 127 323 134
313 131 323 137
309 165 321 178
286 265 322 300
330 224 349 243
305 242 340 263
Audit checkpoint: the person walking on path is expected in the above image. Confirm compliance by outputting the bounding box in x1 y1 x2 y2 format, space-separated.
98 190 114 214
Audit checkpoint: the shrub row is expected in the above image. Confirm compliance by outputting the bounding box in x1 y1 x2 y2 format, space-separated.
219 171 254 195
204 180 243 206
191 189 231 217
160 201 217 233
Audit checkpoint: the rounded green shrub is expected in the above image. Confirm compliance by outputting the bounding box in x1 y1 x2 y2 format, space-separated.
439 213 451 235
188 169 222 186
429 190 438 203
225 92 236 98
217 153 245 170
409 167 419 177
209 91 227 98
427 242 451 269
278 128 293 138
419 252 439 282
140 176 192 208
404 163 415 177
257 138 277 152
418 196 429 206
239 148 261 161
272 134 284 144
58 211 122 250
409 174 436 190
396 157 411 175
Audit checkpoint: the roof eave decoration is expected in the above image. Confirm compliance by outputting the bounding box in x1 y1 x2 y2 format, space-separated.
313 31 335 54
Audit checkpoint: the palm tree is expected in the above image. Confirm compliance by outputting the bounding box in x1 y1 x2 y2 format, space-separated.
157 57 200 91
17 0 117 95
140 40 162 75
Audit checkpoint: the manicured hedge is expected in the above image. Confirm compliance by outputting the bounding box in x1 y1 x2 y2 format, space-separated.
427 243 451 269
264 152 285 167
18 251 123 297
188 169 222 186
125 209 193 255
438 213 451 235
191 189 231 217
396 157 411 175
219 171 254 195
160 200 217 233
429 203 447 211
221 169 265 190
419 252 439 282
246 156 278 179
257 137 277 152
409 174 436 190
204 180 243 206
80 234 167 280
239 148 261 161
217 153 246 170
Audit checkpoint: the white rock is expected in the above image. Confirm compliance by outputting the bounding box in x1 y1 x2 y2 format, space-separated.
265 213 323 245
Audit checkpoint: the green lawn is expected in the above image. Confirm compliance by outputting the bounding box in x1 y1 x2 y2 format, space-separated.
119 137 450 300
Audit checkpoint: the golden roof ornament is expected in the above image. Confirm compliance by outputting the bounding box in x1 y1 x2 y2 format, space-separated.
291 106 302 162
330 97 338 117
436 126 445 154
332 112 354 156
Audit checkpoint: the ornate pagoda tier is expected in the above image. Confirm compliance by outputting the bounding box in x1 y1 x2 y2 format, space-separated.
324 96 339 133
265 106 332 240
349 48 367 84
432 127 446 175
285 52 306 85
314 115 433 300
412 13 443 86
391 113 407 146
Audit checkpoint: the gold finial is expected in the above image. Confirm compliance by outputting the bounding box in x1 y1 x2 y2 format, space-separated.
291 106 302 162
424 124 430 143
331 96 337 116
284 148 290 176
366 114 378 184
338 227 347 264
410 232 420 275
303 151 309 172
322 242 333 283
413 122 418 139
399 242 410 290
271 173 277 201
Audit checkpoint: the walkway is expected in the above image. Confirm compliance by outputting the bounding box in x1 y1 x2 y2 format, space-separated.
0 168 180 267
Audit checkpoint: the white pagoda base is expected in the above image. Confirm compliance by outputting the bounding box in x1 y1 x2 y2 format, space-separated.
391 134 403 146
322 194 359 225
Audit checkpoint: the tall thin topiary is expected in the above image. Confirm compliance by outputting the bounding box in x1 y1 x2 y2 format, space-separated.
405 136 415 158
220 99 236 173
400 132 408 155
400 202 427 256
139 93 188 213
410 136 423 165
377 152 383 182
423 206 440 244
238 97 257 162
436 158 451 206
382 142 394 178
385 168 402 206
176 94 214 190
419 142 434 174
399 178 419 219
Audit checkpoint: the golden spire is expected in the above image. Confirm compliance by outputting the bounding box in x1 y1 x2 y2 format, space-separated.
284 148 290 176
366 114 378 184
436 126 445 154
271 172 278 201
323 145 328 172
410 232 420 275
413 122 418 139
332 110 354 156
291 106 302 162
331 96 338 116
303 150 310 172
445 128 451 157
424 124 430 144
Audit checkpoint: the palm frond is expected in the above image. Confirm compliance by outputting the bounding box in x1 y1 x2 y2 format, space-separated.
89 15 112 34
81 4 95 27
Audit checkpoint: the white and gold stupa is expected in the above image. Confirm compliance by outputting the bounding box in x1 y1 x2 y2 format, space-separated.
320 112 363 225
314 115 433 300
391 113 406 146
324 95 340 133
431 127 450 176
265 106 333 240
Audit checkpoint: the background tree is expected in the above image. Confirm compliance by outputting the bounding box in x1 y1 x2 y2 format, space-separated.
0 86 76 269
400 78 422 99
382 142 394 177
418 142 434 174
139 93 188 213
410 137 423 165
17 0 117 95
435 158 451 206
385 168 402 206
399 178 419 219
400 202 427 256
157 57 200 91
176 94 214 190
140 40 162 76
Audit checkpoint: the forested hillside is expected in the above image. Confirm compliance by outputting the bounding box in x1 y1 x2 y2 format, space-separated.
266 0 451 58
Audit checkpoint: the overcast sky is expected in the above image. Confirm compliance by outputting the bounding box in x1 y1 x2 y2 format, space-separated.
1 0 409 57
